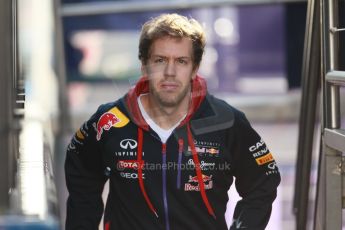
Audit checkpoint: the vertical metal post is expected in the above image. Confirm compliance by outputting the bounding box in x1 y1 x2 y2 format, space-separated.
54 0 71 135
0 0 15 214
313 141 326 230
326 0 340 129
293 0 320 228
315 0 343 229
324 145 342 229
53 1 71 228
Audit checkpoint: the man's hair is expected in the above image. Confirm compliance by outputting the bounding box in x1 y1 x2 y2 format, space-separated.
138 13 206 68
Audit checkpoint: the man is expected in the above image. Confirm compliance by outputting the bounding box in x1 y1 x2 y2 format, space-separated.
65 13 281 230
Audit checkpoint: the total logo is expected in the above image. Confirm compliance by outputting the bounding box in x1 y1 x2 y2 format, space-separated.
117 160 142 170
184 174 213 191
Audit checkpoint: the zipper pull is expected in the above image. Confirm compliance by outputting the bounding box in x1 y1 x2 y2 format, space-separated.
178 139 184 153
104 167 111 177
162 143 167 155
177 139 184 189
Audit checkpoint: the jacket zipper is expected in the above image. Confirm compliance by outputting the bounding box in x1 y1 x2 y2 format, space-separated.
177 139 184 189
162 143 170 230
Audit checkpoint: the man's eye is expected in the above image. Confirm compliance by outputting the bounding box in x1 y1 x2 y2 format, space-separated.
154 58 165 63
177 59 187 64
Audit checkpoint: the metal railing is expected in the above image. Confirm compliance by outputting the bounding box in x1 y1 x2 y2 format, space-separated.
0 0 18 214
59 0 306 17
313 0 345 229
0 0 60 228
293 0 320 229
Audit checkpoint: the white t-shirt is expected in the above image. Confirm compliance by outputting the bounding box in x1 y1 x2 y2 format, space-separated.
138 94 186 143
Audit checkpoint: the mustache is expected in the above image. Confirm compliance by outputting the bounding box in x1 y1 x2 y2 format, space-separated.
159 80 180 84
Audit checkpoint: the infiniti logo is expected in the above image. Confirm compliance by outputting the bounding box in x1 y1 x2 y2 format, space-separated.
268 162 277 170
120 139 137 150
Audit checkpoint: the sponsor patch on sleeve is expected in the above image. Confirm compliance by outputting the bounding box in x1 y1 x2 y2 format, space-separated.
76 129 85 140
94 107 130 141
110 107 130 128
255 152 274 165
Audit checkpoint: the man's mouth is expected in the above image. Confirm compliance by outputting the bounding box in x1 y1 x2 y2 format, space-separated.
160 82 179 91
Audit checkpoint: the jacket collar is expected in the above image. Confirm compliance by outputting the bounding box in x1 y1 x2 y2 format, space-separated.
125 75 207 131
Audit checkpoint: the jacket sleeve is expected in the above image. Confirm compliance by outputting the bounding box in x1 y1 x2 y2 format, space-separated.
65 108 108 230
229 112 281 230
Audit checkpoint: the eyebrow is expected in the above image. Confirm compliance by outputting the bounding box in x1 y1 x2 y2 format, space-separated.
151 55 191 59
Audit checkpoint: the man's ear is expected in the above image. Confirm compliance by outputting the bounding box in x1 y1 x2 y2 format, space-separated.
192 65 199 79
141 63 147 76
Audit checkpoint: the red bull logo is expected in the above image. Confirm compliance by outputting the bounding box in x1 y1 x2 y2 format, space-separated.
188 174 213 183
94 107 130 141
185 174 213 191
186 146 220 157
206 148 219 155
188 175 199 183
96 113 119 141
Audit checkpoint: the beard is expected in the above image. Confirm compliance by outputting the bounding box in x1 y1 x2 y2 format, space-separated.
150 80 191 108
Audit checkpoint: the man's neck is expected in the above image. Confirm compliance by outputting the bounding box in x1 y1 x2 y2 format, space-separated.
140 94 189 130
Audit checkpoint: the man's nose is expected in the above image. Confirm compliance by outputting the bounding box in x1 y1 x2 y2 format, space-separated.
164 60 176 77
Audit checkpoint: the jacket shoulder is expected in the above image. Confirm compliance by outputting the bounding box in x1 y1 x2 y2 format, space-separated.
191 94 244 135
207 94 244 114
95 100 122 114
91 99 128 120
86 100 129 139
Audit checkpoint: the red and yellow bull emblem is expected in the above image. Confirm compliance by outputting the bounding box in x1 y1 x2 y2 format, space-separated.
255 152 274 165
95 107 129 141
185 174 213 191
206 148 219 155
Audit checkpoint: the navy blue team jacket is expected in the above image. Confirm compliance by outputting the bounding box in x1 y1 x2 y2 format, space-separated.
65 76 281 230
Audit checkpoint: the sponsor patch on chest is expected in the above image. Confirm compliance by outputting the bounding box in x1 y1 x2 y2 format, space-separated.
184 174 214 191
184 140 221 157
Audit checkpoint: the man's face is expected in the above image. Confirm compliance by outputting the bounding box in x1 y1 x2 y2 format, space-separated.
142 36 198 108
